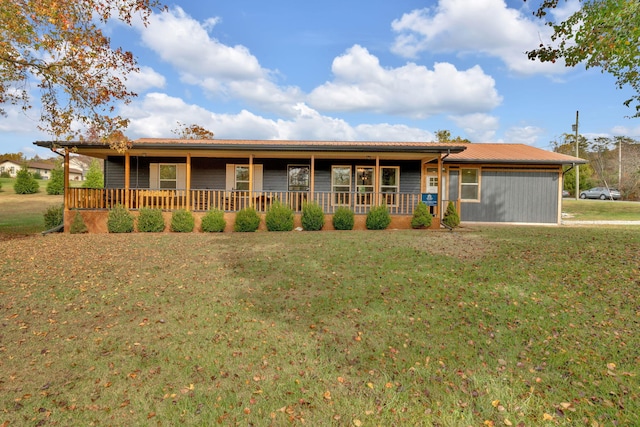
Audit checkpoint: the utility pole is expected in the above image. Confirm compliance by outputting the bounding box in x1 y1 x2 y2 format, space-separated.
572 111 580 200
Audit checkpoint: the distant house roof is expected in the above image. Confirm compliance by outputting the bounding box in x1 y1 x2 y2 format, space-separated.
33 139 586 164
444 143 587 165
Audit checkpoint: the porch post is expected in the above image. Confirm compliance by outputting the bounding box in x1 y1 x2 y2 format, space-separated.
249 154 254 207
63 148 70 211
437 155 443 221
375 156 380 206
186 153 191 210
124 151 130 208
310 155 315 194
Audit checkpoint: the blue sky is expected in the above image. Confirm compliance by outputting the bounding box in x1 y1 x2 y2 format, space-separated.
3 0 639 158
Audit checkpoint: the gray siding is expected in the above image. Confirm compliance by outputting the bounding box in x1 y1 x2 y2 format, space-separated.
458 170 559 223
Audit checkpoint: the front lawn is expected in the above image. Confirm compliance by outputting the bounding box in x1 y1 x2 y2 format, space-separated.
1 228 638 426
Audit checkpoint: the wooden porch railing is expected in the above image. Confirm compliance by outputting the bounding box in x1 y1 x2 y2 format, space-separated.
67 188 433 216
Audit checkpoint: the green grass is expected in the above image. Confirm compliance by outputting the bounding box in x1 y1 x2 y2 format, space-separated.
0 178 63 236
562 199 640 221
1 228 639 426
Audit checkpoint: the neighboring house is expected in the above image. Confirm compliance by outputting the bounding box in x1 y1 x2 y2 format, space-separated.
0 159 83 180
33 138 586 232
0 159 21 177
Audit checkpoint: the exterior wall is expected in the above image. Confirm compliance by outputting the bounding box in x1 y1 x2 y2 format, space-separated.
452 168 560 224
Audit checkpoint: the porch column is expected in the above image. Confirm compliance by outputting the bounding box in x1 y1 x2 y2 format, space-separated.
63 148 70 211
375 156 380 206
249 154 254 207
186 153 191 210
310 155 315 194
124 151 130 208
437 155 443 221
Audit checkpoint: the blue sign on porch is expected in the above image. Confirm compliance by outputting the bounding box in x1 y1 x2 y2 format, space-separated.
421 193 438 206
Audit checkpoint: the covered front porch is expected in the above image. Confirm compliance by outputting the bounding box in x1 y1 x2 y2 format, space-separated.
37 138 468 232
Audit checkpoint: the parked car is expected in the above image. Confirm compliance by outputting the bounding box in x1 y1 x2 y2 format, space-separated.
562 190 570 197
579 187 621 200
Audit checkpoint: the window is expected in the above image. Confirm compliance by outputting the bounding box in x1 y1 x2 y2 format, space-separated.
332 166 351 205
159 164 177 189
380 166 399 205
356 166 374 205
461 168 479 201
235 165 250 190
288 165 310 191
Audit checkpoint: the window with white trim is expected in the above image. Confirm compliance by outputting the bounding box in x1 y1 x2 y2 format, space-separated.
460 168 479 201
356 166 374 205
332 166 351 205
235 165 250 190
158 164 177 189
288 165 310 191
380 166 399 205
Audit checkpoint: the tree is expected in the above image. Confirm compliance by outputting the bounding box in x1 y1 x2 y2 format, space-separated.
435 129 471 143
171 122 215 140
46 161 64 195
0 152 26 163
526 0 640 117
13 167 39 194
0 0 165 151
83 159 104 188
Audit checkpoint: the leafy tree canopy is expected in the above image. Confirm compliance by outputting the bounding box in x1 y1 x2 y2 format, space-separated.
435 129 471 143
526 0 640 117
171 122 215 140
0 0 165 151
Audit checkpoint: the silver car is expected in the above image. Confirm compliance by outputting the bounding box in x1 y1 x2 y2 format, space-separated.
579 187 621 200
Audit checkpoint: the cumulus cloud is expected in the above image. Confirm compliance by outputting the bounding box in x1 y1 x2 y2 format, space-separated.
308 45 502 117
137 7 301 113
122 94 438 142
450 113 500 141
504 125 546 145
391 0 567 75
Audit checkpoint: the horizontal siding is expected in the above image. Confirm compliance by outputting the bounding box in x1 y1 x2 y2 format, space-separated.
460 171 559 223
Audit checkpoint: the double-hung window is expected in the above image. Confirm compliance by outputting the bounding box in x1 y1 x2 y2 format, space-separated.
460 168 480 201
380 166 399 205
356 166 374 205
234 165 250 191
288 165 310 191
159 164 177 189
332 166 351 205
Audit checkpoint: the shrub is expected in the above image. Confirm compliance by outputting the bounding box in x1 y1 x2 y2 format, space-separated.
442 201 461 228
43 204 64 231
411 202 432 229
332 207 354 230
13 168 39 194
201 209 226 232
301 202 325 231
33 171 43 180
234 207 261 232
137 207 165 232
265 201 294 232
366 205 391 230
83 159 104 188
171 209 195 232
70 210 88 234
107 204 135 233
0 171 10 178
46 166 64 195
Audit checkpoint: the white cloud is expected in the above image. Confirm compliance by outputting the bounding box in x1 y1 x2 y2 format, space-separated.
391 0 566 75
125 66 166 93
611 125 640 138
308 45 502 117
450 113 499 141
504 125 546 145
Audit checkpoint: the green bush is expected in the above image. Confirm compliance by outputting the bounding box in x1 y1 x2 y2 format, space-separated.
170 209 195 232
201 209 226 232
70 210 88 234
107 204 135 233
366 205 391 230
234 207 261 232
301 202 325 231
82 159 104 189
0 171 10 178
43 204 64 231
442 201 461 228
46 166 64 195
13 168 39 194
137 207 165 232
411 202 432 229
332 207 354 230
265 201 294 232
